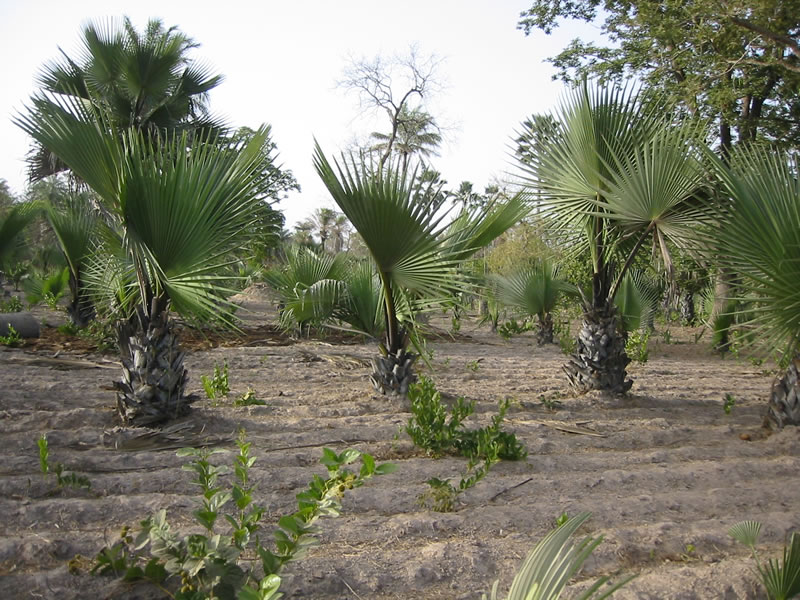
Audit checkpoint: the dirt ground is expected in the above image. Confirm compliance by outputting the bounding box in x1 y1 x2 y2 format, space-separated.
1 284 799 599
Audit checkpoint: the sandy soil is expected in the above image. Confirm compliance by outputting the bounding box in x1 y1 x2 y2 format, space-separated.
1 284 799 599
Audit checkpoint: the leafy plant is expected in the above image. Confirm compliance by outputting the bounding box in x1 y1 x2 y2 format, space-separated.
723 393 736 415
540 394 563 411
201 361 230 401
406 375 475 457
0 324 22 347
92 435 395 599
418 446 500 512
466 359 482 373
483 512 635 600
234 389 266 407
729 520 800 600
498 318 533 340
662 329 672 345
625 329 651 364
0 296 23 312
38 434 91 491
555 512 570 528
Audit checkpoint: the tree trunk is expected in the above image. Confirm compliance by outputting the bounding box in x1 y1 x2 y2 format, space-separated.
115 297 195 426
564 303 632 394
370 346 417 396
680 291 696 326
764 356 800 430
66 273 95 328
535 312 554 345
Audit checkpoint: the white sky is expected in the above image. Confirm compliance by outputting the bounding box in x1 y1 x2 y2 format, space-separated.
0 0 601 228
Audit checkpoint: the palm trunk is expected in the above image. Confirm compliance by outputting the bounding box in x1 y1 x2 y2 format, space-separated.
764 356 800 430
66 272 95 328
535 312 554 345
115 295 195 426
370 345 417 396
680 290 696 326
564 303 632 394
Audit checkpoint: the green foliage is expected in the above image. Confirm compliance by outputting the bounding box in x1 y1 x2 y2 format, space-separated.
729 520 800 600
483 511 635 600
201 362 230 401
0 296 23 312
625 330 650 364
498 318 533 340
492 261 576 326
37 434 91 491
555 512 570 528
465 359 481 373
406 376 527 463
92 435 394 599
723 393 736 415
234 389 266 407
418 448 500 513
24 266 69 308
0 325 22 347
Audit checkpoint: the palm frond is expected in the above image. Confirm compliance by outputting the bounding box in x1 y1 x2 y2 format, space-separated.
729 520 763 548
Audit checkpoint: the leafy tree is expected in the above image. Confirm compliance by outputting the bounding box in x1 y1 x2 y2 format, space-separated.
518 82 709 394
314 144 528 395
709 144 800 429
17 91 275 427
518 0 800 151
0 179 15 216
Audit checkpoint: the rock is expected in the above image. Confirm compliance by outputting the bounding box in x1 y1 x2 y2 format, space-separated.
0 312 40 338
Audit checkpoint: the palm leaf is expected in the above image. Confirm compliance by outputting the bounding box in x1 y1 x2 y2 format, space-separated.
729 520 763 548
493 261 575 319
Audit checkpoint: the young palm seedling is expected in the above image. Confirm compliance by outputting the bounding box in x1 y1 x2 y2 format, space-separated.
729 520 800 600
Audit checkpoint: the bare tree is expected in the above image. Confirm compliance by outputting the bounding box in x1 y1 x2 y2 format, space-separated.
339 46 444 169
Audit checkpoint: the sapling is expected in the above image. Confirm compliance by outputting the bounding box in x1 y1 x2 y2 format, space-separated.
37 434 91 491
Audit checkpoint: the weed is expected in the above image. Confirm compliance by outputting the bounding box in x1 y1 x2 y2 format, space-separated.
555 511 569 528
498 318 532 340
76 318 117 353
0 324 22 347
418 448 499 512
729 520 800 600
723 393 736 415
201 361 230 401
465 359 482 373
661 329 672 345
558 332 577 356
539 394 563 411
92 433 394 599
0 296 23 312
38 434 91 491
235 389 266 407
57 322 80 336
626 329 651 363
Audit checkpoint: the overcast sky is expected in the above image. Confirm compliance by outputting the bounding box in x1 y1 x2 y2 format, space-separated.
0 1 600 228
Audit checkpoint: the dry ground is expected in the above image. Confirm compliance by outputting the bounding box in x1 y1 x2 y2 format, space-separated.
1 285 799 599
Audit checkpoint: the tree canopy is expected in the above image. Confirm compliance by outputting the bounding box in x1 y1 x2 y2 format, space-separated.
518 0 800 150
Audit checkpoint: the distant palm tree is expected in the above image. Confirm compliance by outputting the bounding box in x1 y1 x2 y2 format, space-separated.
709 145 800 429
518 82 709 394
370 105 442 171
493 261 576 345
29 16 224 180
315 143 528 395
17 92 273 427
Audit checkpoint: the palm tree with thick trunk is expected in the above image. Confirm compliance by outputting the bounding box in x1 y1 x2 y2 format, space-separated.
518 82 708 394
17 92 272 427
315 144 528 395
709 146 800 429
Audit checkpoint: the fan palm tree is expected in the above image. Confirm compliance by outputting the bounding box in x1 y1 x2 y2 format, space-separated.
492 261 576 345
518 82 708 394
314 143 528 395
263 246 348 333
709 145 800 429
0 202 39 282
29 16 223 180
370 105 442 171
16 92 273 427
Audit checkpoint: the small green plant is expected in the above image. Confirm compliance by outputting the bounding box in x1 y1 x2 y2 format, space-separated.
235 389 266 407
729 520 800 600
76 317 117 353
0 296 23 312
555 511 570 528
661 329 672 345
0 324 23 347
626 329 650 363
498 318 532 340
38 434 91 491
57 321 80 336
482 512 635 600
466 359 482 373
201 360 230 401
723 393 736 415
92 434 395 599
418 446 500 512
558 332 577 356
539 394 563 411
